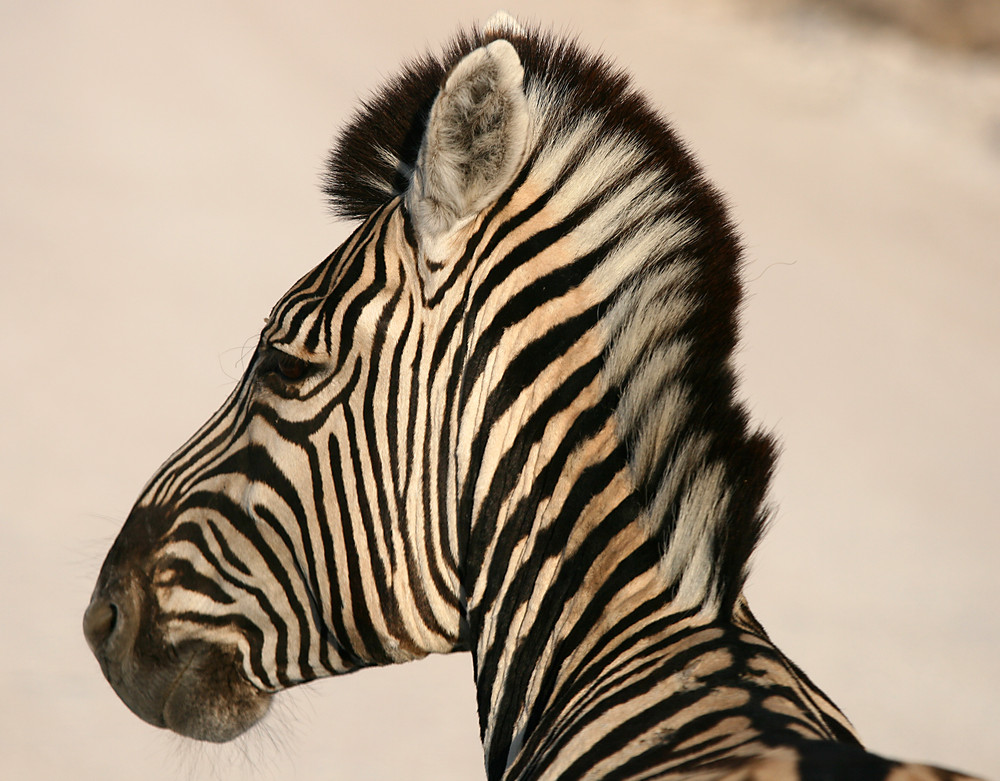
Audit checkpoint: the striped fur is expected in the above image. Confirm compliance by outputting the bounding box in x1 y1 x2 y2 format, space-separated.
85 17 981 781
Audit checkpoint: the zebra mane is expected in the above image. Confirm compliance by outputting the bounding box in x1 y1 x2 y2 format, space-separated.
325 23 776 613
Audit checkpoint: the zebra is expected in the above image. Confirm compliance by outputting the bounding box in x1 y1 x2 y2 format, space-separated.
83 14 982 781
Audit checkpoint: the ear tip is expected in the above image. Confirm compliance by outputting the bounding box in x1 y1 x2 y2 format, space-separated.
485 38 519 59
484 38 523 77
444 38 523 94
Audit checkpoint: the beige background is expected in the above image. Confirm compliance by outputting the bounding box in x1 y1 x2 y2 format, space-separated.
2 2 998 779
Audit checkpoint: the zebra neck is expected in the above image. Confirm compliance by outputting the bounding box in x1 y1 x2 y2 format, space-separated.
454 403 855 778
459 379 651 770
469 582 860 780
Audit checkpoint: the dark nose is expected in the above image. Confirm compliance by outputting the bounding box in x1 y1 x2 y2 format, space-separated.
83 579 141 671
84 504 170 667
83 594 119 653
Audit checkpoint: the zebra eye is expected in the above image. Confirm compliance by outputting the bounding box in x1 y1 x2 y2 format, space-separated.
275 352 308 381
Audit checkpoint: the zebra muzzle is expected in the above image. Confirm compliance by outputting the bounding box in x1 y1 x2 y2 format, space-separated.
84 508 272 742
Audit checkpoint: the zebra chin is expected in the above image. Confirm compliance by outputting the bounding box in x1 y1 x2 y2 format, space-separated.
157 645 273 742
84 507 273 742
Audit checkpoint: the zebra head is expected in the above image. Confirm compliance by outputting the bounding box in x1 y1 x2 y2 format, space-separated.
85 19 774 753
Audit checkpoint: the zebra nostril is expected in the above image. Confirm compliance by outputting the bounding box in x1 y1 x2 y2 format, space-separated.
83 597 119 655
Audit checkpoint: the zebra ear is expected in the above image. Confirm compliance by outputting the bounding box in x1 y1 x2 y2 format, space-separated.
406 39 529 259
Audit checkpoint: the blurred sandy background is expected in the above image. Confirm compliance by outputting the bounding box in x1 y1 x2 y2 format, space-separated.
2 1 998 779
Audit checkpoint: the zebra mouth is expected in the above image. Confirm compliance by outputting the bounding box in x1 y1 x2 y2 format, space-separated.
84 571 272 742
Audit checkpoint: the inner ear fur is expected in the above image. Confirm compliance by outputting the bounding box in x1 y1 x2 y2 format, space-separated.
406 39 529 251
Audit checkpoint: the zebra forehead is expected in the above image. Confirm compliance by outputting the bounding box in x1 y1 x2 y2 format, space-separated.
323 21 696 223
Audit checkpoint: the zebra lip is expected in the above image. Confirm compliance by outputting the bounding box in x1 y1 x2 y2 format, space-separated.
96 641 180 733
84 577 174 730
160 652 199 730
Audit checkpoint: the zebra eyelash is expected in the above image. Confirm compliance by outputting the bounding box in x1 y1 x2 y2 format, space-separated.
256 346 316 389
